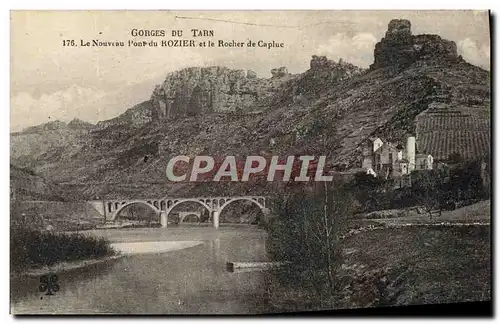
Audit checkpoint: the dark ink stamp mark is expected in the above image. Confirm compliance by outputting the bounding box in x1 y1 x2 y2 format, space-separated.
39 274 60 296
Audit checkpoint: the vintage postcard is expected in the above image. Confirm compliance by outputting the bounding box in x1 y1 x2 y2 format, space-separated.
10 10 491 315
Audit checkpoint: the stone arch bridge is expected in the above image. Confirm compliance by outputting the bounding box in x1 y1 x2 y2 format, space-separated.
89 196 269 229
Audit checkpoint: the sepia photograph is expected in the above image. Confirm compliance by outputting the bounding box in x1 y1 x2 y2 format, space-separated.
9 10 491 315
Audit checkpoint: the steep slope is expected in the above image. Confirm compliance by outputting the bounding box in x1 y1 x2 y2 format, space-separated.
10 119 94 170
10 165 71 201
11 59 362 187
10 19 490 200
10 165 106 230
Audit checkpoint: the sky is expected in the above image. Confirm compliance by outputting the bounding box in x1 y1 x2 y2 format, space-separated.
10 10 491 132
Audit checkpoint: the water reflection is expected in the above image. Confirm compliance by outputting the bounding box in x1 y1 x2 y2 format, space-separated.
11 227 275 314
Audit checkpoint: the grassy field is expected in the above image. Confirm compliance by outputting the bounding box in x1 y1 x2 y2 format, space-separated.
362 200 491 225
265 224 490 311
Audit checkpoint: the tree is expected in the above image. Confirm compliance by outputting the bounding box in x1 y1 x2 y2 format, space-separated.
449 160 484 201
411 169 448 220
308 115 345 293
448 152 462 164
267 179 355 295
266 112 355 296
349 172 388 212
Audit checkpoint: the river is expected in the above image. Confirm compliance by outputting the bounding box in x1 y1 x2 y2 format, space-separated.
10 226 284 315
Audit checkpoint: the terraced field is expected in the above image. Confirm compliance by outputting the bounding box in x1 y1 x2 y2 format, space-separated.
416 108 490 161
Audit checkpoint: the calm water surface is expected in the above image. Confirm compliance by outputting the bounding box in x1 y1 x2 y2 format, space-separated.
11 226 280 314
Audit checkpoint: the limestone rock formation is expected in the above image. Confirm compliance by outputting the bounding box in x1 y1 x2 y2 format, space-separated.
246 70 257 79
271 67 288 78
67 118 95 130
21 120 68 133
283 55 363 99
371 19 459 69
20 118 94 134
310 55 332 69
10 19 489 191
95 100 155 130
386 19 412 39
150 66 294 119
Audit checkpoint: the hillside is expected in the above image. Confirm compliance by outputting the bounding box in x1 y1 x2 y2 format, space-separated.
10 165 107 230
10 165 71 201
10 119 94 170
10 19 490 200
416 104 490 161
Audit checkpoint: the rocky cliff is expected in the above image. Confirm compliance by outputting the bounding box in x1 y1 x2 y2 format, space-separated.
96 58 362 127
149 66 295 119
10 19 490 200
371 19 460 69
285 55 364 100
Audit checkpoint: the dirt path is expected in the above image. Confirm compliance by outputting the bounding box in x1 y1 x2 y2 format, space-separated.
367 200 490 226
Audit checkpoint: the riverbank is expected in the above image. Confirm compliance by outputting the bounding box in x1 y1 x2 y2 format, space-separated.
265 223 491 311
12 239 205 278
13 255 124 278
10 227 115 275
11 227 269 314
111 240 204 255
13 226 264 279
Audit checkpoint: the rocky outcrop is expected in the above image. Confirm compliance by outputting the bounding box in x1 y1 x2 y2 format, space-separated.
371 19 459 69
271 67 288 78
10 19 490 192
18 119 94 135
21 120 68 134
94 101 155 130
309 55 362 77
246 70 257 79
150 66 294 118
310 55 345 70
67 118 94 130
282 56 363 99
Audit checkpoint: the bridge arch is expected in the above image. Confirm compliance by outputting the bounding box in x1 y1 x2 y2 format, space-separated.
178 211 202 224
165 198 213 221
110 200 160 221
218 197 266 218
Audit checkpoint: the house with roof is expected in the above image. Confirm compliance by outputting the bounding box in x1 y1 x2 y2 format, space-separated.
360 135 433 184
415 153 433 171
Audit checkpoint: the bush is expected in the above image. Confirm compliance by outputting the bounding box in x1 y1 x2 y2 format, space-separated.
10 227 115 272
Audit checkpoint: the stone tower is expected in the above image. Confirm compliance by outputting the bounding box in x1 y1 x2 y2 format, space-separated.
407 136 416 172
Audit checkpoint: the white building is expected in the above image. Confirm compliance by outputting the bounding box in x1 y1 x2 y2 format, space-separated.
415 153 434 171
361 135 433 179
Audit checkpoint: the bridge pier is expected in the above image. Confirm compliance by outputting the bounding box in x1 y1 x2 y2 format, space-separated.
88 200 107 221
100 196 267 229
212 211 220 229
160 211 168 228
261 207 271 227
